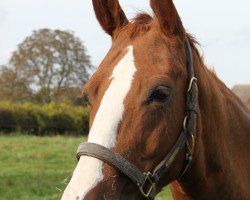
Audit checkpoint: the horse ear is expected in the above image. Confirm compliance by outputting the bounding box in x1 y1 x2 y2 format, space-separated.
92 0 128 37
150 0 185 39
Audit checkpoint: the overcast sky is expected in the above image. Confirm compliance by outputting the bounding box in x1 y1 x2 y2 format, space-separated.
0 0 249 88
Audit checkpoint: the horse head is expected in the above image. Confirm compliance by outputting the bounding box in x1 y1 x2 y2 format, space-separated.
63 0 198 199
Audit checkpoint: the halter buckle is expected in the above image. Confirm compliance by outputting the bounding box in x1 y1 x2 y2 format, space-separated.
139 172 155 198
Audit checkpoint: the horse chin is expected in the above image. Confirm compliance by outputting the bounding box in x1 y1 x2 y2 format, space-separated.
105 180 144 200
83 177 143 200
118 181 144 200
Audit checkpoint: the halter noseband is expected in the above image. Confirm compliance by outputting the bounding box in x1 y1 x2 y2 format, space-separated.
76 39 198 199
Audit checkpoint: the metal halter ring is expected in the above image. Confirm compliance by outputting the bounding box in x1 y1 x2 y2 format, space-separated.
139 172 155 198
187 77 197 92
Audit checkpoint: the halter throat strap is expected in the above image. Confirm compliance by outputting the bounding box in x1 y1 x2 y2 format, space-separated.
76 39 198 199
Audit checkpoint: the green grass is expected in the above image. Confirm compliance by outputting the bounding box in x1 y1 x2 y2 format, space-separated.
0 134 172 199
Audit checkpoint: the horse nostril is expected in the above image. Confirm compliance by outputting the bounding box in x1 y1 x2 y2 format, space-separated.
76 196 80 200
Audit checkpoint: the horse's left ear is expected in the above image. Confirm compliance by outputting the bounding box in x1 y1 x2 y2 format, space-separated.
92 0 128 37
150 0 185 39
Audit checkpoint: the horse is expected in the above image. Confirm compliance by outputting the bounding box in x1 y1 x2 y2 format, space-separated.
62 0 250 199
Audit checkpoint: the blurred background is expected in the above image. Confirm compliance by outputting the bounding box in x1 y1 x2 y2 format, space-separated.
0 0 249 199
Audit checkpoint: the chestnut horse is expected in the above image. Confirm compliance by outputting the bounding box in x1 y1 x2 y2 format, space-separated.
62 0 250 199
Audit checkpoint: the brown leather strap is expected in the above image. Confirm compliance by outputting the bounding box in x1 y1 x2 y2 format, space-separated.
150 130 189 183
76 142 148 187
148 39 198 184
76 142 157 199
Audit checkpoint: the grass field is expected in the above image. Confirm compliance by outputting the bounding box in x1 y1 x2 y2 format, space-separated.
0 134 172 200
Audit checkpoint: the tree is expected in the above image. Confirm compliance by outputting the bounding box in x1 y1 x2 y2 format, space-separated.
0 66 32 101
0 65 32 102
9 28 93 103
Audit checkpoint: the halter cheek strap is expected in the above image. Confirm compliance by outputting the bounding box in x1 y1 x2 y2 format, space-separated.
76 39 198 199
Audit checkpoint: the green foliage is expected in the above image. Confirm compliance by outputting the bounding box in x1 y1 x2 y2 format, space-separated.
0 107 16 132
0 102 89 135
0 66 32 102
8 28 93 103
0 135 172 200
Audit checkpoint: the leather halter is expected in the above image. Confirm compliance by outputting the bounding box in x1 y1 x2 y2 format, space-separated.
76 39 198 199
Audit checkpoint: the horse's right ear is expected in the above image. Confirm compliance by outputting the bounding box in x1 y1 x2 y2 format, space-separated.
92 0 128 37
150 0 185 39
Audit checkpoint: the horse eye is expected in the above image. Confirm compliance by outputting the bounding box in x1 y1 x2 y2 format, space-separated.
150 86 171 103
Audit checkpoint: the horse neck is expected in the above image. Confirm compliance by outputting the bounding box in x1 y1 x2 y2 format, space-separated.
179 45 250 200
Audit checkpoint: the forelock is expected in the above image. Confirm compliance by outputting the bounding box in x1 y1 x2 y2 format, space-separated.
114 13 153 40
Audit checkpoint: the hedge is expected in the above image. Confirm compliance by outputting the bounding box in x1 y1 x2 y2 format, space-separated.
0 101 89 135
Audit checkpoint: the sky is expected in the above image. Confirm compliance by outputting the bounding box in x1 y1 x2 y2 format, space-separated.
0 0 249 88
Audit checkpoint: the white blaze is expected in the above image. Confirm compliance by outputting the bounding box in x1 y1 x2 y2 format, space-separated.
62 46 137 200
